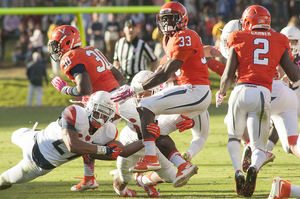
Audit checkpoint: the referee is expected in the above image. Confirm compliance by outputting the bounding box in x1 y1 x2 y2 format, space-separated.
113 19 158 84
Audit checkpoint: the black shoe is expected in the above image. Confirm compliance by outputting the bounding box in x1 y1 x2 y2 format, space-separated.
235 170 245 196
243 165 257 197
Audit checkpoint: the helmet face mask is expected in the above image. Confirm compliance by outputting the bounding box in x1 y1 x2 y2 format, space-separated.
48 40 62 62
156 2 188 35
85 91 116 128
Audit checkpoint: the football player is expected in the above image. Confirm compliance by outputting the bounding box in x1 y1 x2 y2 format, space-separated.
217 5 300 197
111 2 212 176
0 91 143 191
73 71 202 195
48 25 124 97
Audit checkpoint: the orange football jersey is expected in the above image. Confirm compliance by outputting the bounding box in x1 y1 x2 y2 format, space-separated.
227 30 290 91
163 28 210 86
60 46 119 93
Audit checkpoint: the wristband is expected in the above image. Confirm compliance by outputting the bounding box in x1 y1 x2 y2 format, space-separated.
97 145 107 154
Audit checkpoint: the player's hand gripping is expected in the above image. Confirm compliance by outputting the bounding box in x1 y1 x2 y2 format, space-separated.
51 76 70 95
215 91 227 108
176 115 195 132
111 83 144 103
105 143 123 160
147 121 160 139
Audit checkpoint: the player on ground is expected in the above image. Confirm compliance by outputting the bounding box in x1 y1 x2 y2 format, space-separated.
48 25 124 96
216 5 300 197
111 1 212 173
0 91 143 191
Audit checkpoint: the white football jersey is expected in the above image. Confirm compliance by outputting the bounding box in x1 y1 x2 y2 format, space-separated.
36 105 118 167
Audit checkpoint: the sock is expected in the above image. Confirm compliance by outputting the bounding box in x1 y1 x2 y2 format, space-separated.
84 163 94 177
144 138 156 156
266 140 275 151
188 137 207 158
251 149 266 169
289 184 300 198
141 172 155 186
169 150 186 168
113 183 126 196
227 140 242 172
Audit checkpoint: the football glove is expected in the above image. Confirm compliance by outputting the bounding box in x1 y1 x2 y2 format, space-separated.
215 91 227 108
105 143 123 160
51 76 71 95
176 115 195 132
111 83 144 103
147 122 160 139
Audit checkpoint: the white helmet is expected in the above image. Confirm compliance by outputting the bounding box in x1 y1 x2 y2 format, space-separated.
280 26 300 56
85 91 116 128
220 19 241 59
131 70 159 94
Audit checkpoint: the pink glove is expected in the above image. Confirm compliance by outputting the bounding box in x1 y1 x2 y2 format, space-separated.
215 91 227 107
51 76 69 93
147 122 160 139
176 115 195 132
111 85 134 103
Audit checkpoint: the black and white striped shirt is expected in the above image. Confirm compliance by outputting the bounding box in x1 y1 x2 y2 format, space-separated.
113 36 157 83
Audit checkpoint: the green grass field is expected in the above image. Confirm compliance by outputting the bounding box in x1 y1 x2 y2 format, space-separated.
1 105 300 199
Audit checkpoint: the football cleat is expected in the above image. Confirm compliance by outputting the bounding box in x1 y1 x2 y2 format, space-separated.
181 151 192 163
268 176 291 199
260 150 276 169
71 175 99 192
172 162 198 188
241 145 252 172
119 188 137 197
129 156 161 173
0 183 12 190
243 165 257 197
235 170 245 196
135 172 162 197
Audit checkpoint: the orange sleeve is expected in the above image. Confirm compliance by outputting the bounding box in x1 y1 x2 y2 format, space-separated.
207 58 226 76
172 49 195 62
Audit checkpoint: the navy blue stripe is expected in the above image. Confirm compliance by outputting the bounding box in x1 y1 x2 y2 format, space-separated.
159 89 187 99
258 92 265 138
165 91 209 110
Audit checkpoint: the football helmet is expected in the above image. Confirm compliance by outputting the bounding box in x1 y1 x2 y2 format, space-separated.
85 91 116 128
48 25 83 62
240 5 271 31
220 20 241 59
280 26 300 56
156 2 188 35
131 70 159 102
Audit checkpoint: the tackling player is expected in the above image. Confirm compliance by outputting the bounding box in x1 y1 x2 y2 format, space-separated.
0 91 142 191
217 5 300 197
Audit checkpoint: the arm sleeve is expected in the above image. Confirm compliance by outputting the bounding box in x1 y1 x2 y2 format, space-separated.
69 64 87 78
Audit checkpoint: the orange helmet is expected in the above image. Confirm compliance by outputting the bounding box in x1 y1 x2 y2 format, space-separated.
156 2 188 35
240 5 271 31
48 25 82 62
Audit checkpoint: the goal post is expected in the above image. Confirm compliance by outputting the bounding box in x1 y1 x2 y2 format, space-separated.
0 4 169 46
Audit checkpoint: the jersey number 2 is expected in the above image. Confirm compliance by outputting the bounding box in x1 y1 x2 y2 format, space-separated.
253 38 269 65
